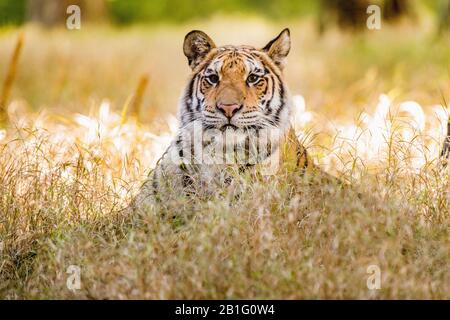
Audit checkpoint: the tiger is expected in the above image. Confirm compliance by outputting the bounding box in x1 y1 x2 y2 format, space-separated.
128 28 321 213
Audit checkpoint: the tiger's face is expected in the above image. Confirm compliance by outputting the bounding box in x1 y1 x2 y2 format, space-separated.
180 29 291 133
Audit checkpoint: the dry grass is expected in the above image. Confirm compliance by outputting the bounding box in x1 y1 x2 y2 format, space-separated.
0 32 23 125
0 18 449 299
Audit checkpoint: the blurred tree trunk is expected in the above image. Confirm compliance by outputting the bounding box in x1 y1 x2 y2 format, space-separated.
438 0 450 33
26 0 107 26
383 0 411 21
319 0 413 32
83 0 108 22
27 0 65 26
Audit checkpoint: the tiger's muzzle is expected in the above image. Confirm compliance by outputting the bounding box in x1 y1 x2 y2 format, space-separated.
216 103 243 119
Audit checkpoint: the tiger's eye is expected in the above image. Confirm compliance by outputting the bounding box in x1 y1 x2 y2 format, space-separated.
247 74 260 84
207 74 219 84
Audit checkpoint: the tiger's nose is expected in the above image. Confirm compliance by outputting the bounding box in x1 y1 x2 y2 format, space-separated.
217 104 242 118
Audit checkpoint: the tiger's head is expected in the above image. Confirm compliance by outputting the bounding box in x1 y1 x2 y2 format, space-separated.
180 29 291 134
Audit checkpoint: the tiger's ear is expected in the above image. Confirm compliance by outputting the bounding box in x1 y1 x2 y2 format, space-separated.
262 28 291 69
183 30 216 70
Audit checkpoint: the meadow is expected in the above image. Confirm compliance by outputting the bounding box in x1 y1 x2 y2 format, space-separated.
0 17 449 299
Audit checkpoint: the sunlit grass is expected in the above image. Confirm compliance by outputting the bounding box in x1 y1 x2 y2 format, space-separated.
0 19 449 299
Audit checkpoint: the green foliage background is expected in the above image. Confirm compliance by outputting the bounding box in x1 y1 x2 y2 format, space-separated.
0 0 319 26
0 0 320 25
107 0 319 24
0 0 447 26
0 0 26 25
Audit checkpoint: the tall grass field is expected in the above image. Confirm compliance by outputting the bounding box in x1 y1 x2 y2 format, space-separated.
0 18 449 299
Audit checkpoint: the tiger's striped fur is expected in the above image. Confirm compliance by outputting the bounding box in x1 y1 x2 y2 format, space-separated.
130 29 315 212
